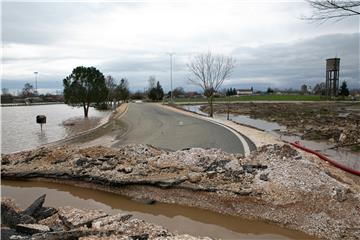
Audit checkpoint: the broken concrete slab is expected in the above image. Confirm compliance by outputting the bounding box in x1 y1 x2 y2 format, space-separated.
31 229 98 240
33 207 58 221
21 194 46 217
58 207 108 228
1 198 36 227
16 224 50 235
92 213 133 230
38 213 68 232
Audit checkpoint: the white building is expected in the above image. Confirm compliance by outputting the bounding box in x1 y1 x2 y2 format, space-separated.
236 87 253 95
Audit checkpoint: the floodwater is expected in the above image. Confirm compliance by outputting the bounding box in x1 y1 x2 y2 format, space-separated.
1 104 109 154
181 104 360 171
1 180 314 240
182 105 284 131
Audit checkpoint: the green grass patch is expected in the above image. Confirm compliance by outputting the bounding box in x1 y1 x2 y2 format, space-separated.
173 94 331 104
350 144 360 152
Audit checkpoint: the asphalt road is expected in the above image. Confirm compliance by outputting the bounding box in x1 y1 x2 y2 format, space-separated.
114 103 245 154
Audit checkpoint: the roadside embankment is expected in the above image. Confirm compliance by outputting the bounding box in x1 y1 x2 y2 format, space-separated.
46 103 128 148
201 102 360 152
1 195 206 240
168 102 360 173
2 143 359 239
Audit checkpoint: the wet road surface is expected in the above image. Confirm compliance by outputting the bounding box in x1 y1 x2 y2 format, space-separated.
114 103 245 154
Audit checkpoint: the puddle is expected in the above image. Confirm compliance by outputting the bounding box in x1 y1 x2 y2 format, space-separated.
1 179 314 240
223 114 283 131
182 105 208 116
181 105 283 131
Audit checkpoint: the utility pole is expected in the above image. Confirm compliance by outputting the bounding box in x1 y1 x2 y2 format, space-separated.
167 53 174 103
34 71 38 95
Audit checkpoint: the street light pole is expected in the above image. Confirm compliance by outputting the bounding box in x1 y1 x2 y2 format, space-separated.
167 53 174 103
34 71 38 94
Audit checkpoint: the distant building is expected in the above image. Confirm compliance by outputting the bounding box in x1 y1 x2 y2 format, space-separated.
236 87 253 95
185 91 204 98
25 97 43 103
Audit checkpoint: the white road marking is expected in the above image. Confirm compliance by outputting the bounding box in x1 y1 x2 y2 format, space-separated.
205 118 251 156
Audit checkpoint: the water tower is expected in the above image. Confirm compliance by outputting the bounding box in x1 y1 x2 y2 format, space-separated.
325 58 340 97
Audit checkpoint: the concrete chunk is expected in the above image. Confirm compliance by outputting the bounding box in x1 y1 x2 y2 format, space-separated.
16 224 50 235
22 194 46 216
33 207 57 221
1 199 36 227
92 213 132 230
58 207 108 228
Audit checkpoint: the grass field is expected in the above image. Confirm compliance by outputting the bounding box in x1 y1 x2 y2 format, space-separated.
172 94 353 104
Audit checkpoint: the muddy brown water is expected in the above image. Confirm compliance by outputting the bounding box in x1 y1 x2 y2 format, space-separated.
1 180 315 240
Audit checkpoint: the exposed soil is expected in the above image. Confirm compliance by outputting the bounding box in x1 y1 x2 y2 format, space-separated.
201 102 360 151
2 143 360 240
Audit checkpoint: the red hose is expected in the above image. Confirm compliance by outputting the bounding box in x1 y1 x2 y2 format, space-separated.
290 142 360 176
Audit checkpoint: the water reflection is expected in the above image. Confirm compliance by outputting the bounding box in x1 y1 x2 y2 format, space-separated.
36 130 48 144
2 180 314 240
1 104 109 154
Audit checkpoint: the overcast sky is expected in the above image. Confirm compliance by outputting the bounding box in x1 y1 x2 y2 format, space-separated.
1 0 359 93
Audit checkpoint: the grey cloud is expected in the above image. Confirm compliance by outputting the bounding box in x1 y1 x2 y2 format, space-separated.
98 33 359 91
1 2 138 44
100 56 169 73
230 33 359 90
2 2 73 44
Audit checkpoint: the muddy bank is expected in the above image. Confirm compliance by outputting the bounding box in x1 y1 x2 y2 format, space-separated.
201 102 360 152
2 144 360 239
48 103 128 149
1 195 205 240
62 116 104 136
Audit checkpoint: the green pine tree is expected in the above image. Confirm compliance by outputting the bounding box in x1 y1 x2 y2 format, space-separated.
339 81 349 96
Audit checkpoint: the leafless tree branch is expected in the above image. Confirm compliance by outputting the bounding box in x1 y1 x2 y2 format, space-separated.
187 52 235 117
303 0 360 22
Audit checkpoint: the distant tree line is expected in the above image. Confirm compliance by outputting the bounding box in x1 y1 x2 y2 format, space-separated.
312 81 349 96
1 85 64 104
226 88 237 96
168 87 185 98
264 81 350 97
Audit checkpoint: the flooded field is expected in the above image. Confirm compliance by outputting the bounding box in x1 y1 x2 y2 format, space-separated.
1 179 313 240
1 104 109 154
182 105 283 131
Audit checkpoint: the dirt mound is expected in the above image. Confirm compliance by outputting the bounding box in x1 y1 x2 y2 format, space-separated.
2 144 360 240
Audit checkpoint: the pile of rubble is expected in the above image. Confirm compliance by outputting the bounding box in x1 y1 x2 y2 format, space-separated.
1 195 206 240
2 143 360 239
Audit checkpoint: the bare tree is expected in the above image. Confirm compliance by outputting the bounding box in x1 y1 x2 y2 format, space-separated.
304 0 360 22
148 76 156 91
187 52 235 117
105 75 117 101
22 83 34 97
